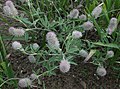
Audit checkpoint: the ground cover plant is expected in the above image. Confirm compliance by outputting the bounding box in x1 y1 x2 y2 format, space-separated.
0 0 120 89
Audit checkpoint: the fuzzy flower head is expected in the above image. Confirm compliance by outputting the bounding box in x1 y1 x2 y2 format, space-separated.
68 9 79 19
106 18 117 35
106 50 114 58
59 60 70 73
18 78 32 88
8 27 15 35
28 55 36 63
82 21 94 30
3 1 18 16
79 14 87 21
92 6 102 19
79 49 88 58
30 74 38 80
5 1 14 8
3 6 12 16
72 30 82 39
8 27 25 37
12 41 22 50
46 32 60 49
96 66 107 77
32 43 39 50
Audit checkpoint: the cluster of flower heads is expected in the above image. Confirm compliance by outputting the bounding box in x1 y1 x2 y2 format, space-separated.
3 1 18 16
67 9 94 31
4 1 119 88
96 50 114 77
68 3 103 19
8 27 25 37
18 73 38 88
12 41 39 64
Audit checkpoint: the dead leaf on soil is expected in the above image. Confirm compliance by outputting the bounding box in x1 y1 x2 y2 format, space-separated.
80 80 87 89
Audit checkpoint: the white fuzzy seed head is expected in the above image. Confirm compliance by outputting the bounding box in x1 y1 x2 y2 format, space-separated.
8 27 15 35
106 18 117 35
79 49 88 58
106 51 114 58
30 74 38 80
8 27 25 36
33 43 39 50
13 28 25 36
18 78 32 88
82 21 94 30
3 6 12 16
72 30 82 39
68 9 79 19
92 6 102 19
79 14 87 20
12 41 22 50
46 32 60 49
96 66 107 77
59 60 70 73
5 1 18 16
28 55 36 63
5 1 14 8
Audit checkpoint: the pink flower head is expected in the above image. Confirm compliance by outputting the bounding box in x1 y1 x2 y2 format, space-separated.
8 27 25 36
107 18 117 35
46 32 60 49
72 30 82 39
82 21 94 31
5 1 14 8
59 60 70 73
68 9 79 19
92 6 102 19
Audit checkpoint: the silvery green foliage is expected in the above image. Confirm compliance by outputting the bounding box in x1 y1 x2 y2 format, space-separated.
28 55 36 63
92 6 102 19
12 41 22 50
59 60 70 73
106 18 117 35
33 43 39 50
46 32 60 49
106 51 114 58
68 9 79 19
30 74 38 80
96 66 107 77
82 21 94 30
8 27 25 37
3 1 18 16
79 14 87 21
18 78 32 88
79 49 88 58
72 30 82 39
